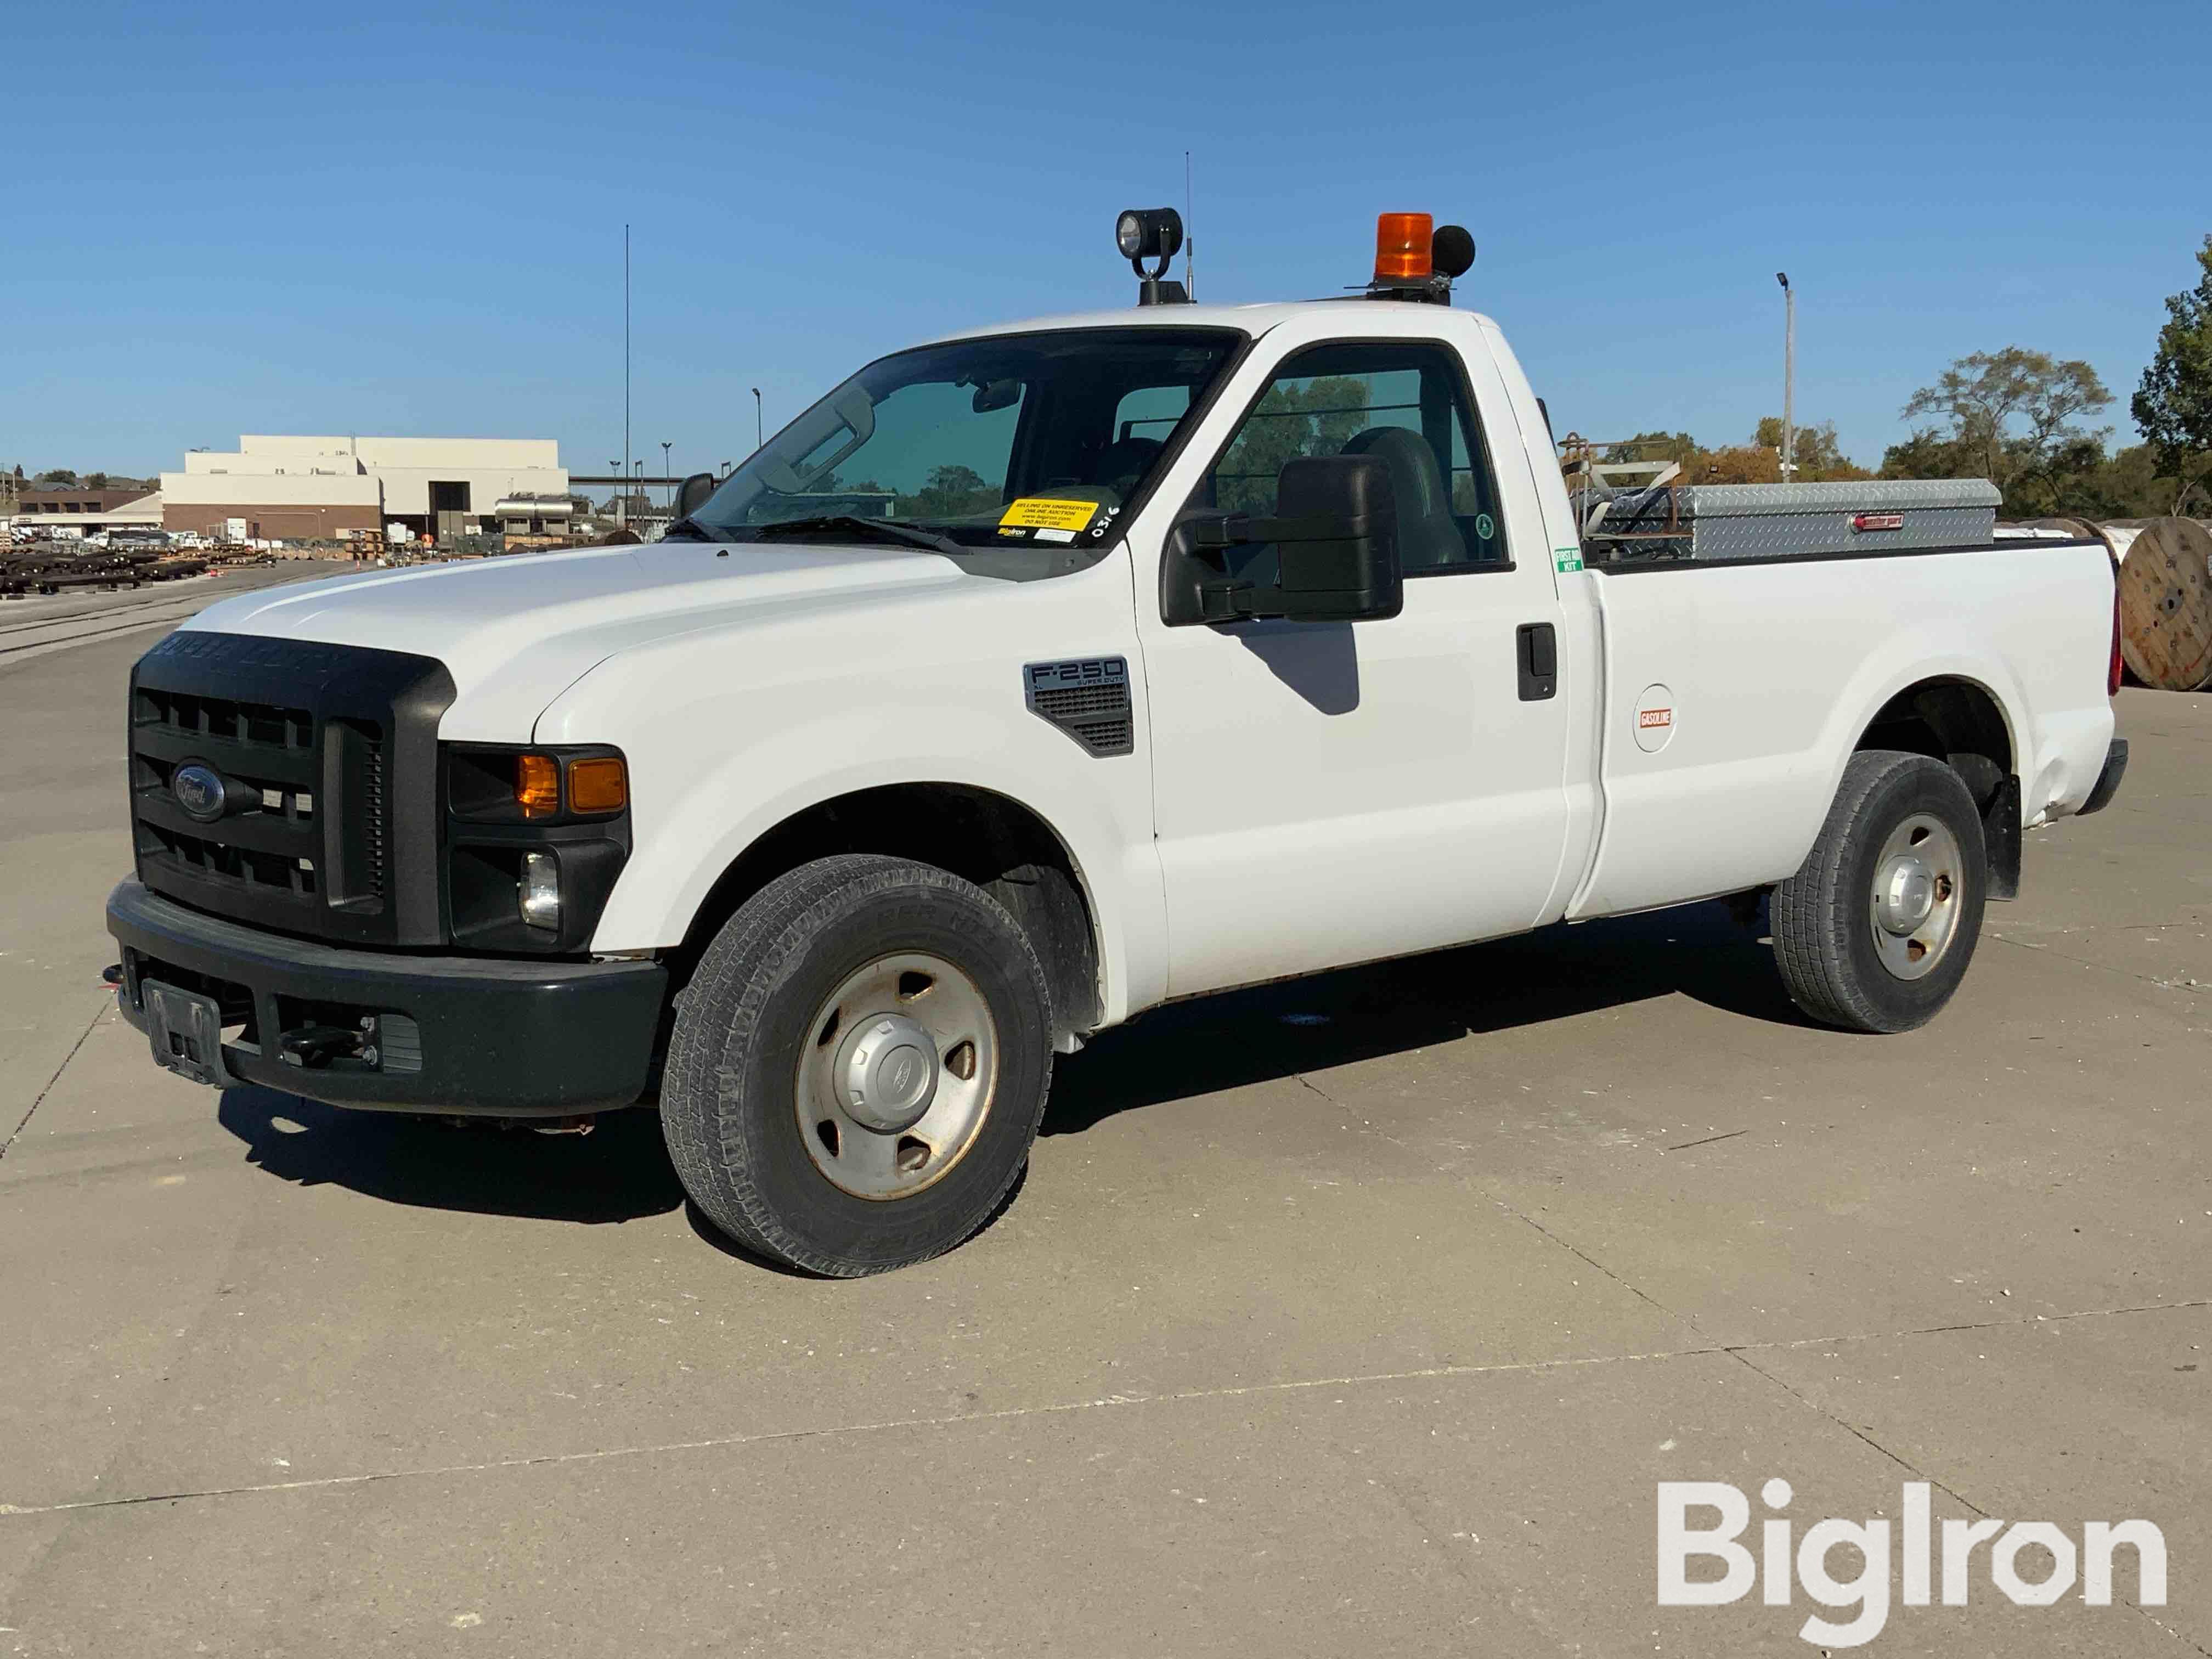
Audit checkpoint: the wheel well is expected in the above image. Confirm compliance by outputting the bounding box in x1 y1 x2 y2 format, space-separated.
1856 676 2021 900
674 783 1103 1039
1857 678 2012 802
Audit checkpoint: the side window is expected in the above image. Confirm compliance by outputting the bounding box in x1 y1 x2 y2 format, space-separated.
1190 341 1508 574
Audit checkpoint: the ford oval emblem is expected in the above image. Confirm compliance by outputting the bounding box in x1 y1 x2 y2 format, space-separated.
172 763 227 822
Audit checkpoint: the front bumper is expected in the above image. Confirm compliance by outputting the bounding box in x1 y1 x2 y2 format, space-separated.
106 879 665 1115
2078 737 2129 817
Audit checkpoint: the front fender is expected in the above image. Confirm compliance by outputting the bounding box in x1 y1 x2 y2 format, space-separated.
541 651 1167 1027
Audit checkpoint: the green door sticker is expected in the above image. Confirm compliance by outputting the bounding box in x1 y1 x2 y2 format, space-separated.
1554 548 1584 573
1475 512 1496 541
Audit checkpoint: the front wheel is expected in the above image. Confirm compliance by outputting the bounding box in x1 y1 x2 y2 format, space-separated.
662 855 1054 1276
1771 750 1988 1033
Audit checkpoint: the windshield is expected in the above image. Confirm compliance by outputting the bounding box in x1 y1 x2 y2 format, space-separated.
688 328 1244 555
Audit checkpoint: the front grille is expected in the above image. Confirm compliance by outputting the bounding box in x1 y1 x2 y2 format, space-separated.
137 820 320 898
136 686 312 751
127 631 454 945
355 725 388 900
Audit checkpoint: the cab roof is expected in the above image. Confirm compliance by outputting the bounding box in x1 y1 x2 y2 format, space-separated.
925 300 1500 347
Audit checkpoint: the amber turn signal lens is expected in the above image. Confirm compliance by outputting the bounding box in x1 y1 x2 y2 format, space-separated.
566 755 628 814
515 753 560 818
1374 211 1434 281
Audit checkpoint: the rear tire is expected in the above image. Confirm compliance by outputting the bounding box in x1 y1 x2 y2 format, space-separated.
662 854 1053 1276
1771 751 1987 1033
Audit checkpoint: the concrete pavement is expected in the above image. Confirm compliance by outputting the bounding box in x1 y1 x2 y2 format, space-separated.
1 620 2205 1656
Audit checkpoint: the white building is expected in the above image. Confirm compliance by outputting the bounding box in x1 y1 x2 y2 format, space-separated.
159 435 568 542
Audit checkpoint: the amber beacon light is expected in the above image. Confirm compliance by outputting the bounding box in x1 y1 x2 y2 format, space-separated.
1374 212 1435 281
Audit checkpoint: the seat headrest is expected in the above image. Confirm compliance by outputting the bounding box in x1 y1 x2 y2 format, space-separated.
1096 436 1165 487
1341 426 1448 521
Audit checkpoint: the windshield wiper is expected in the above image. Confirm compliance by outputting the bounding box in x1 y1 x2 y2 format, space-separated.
742 515 966 557
658 516 728 543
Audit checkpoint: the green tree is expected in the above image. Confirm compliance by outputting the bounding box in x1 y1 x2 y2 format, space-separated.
1214 377 1372 512
2079 443 2188 518
35 468 78 485
1751 417 1867 481
1600 431 1700 469
2132 235 2212 512
1879 427 1979 481
1898 348 2112 510
897 464 1000 521
1590 421 1864 486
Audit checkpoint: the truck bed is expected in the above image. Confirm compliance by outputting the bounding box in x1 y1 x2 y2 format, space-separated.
1562 534 2117 921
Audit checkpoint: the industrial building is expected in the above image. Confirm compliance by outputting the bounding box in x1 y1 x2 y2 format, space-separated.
8 485 164 531
155 435 568 543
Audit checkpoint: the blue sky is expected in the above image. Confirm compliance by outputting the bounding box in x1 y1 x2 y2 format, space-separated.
7 0 2207 480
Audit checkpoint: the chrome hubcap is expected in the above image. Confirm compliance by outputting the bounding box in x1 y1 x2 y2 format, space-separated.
795 952 997 1200
1868 813 1963 981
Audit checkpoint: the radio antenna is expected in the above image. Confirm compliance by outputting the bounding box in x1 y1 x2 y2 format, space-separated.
1184 150 1194 301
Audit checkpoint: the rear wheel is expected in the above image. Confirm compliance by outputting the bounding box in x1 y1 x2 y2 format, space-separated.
1771 751 1987 1033
662 855 1053 1276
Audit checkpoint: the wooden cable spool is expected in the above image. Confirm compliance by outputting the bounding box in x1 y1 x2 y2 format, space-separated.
2117 517 2212 691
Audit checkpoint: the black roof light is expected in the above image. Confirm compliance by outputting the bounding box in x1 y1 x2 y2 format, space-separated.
1117 207 1188 307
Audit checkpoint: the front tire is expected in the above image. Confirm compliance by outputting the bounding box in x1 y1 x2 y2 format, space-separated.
662 855 1053 1276
1771 751 1988 1033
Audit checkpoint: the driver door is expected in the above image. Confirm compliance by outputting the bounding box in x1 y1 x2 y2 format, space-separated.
1132 324 1574 998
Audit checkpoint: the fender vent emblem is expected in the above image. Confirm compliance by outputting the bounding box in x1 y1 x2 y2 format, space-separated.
1024 657 1133 757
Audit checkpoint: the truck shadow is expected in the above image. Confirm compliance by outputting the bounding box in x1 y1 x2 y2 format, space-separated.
213 897 1802 1222
1041 897 1808 1136
216 1087 685 1223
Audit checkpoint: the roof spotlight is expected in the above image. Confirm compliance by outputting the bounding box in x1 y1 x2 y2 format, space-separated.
1116 207 1183 265
1116 207 1188 307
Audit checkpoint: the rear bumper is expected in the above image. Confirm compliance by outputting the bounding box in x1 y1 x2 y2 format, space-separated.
2077 737 2129 817
106 878 665 1115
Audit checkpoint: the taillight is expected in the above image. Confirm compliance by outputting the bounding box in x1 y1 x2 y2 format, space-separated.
2109 574 2124 697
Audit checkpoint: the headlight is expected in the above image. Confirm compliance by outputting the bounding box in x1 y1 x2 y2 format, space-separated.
443 743 631 953
519 851 561 930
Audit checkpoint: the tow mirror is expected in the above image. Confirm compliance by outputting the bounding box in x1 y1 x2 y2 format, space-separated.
1189 454 1402 624
675 471 717 519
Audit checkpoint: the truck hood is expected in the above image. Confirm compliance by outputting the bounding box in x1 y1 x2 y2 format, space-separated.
181 541 972 740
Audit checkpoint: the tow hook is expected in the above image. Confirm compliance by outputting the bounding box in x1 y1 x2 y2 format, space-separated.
278 1016 379 1069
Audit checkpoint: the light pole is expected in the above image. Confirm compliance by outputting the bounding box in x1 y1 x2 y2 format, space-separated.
1776 272 1795 485
752 388 763 452
661 441 672 506
610 459 623 528
623 224 631 524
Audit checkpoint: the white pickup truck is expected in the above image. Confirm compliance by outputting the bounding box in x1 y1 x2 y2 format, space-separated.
108 210 2128 1276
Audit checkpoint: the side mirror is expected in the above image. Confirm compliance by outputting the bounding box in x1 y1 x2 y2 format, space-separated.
1189 454 1402 623
675 471 718 520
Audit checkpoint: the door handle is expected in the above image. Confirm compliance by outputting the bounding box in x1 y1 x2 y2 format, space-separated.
1516 623 1558 701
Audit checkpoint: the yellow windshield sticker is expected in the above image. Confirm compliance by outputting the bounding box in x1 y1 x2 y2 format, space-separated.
998 497 1100 534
